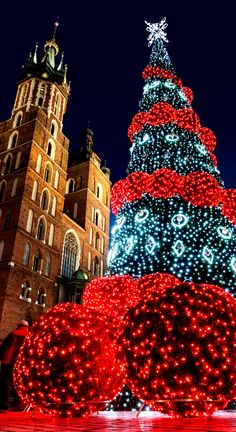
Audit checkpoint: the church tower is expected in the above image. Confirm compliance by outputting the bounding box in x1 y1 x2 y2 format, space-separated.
0 24 110 337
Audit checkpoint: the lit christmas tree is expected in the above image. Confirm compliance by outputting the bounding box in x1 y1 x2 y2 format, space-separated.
84 18 236 415
108 18 236 293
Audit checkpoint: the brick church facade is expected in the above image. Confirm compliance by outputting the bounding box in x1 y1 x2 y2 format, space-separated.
0 26 111 338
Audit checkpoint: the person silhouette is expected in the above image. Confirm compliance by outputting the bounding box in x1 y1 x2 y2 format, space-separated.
0 320 29 411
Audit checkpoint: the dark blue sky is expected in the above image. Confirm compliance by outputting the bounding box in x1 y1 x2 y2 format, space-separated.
0 1 235 189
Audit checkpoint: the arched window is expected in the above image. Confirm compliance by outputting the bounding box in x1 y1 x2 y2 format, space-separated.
37 83 46 107
45 255 51 276
50 120 58 138
8 132 18 149
13 112 23 128
11 177 18 197
20 281 31 302
36 287 46 307
95 232 100 251
40 189 50 211
44 162 53 183
31 180 38 201
22 242 30 266
48 223 55 246
54 93 61 117
32 250 42 272
95 209 102 228
89 227 93 245
87 251 91 271
54 171 60 189
47 140 55 160
36 216 46 241
102 216 106 232
19 84 28 106
0 240 4 261
36 154 42 174
91 207 95 222
4 208 12 230
1 154 12 175
0 181 6 202
100 259 104 276
26 209 34 233
96 183 103 200
101 236 105 254
15 151 22 169
51 196 57 216
61 231 80 278
73 202 78 219
66 178 75 194
94 256 99 276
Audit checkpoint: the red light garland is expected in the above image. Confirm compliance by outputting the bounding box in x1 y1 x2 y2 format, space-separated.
111 169 235 223
118 281 236 417
142 66 183 87
13 303 124 417
198 127 217 152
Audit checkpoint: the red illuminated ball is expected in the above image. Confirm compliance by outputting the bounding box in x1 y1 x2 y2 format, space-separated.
13 303 124 417
119 281 236 417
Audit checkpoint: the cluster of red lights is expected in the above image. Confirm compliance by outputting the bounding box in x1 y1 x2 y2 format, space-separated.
128 102 216 154
118 281 236 417
13 303 124 417
111 168 236 223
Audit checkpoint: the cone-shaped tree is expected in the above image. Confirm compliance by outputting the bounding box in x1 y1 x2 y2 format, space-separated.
108 19 236 295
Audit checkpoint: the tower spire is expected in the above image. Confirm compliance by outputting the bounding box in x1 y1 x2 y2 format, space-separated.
42 20 60 68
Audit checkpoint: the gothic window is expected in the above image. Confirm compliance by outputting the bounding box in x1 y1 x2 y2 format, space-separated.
87 251 91 271
89 227 93 245
54 93 61 117
102 216 106 232
8 132 18 149
50 120 58 138
44 162 53 183
37 83 46 107
95 232 100 251
45 255 51 276
66 178 75 194
47 140 55 160
61 231 80 279
26 209 34 233
11 177 18 197
4 208 12 230
51 196 57 216
15 151 22 169
1 154 12 175
19 84 28 106
101 236 105 254
100 259 104 276
48 223 55 246
13 112 23 128
36 154 42 173
36 216 46 241
0 240 4 261
20 281 31 302
94 256 99 276
32 250 42 272
54 171 59 189
95 209 102 228
40 189 50 211
36 287 46 307
96 183 103 200
31 180 38 201
0 181 6 202
22 242 30 266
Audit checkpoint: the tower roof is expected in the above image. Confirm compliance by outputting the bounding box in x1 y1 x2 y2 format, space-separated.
19 21 68 86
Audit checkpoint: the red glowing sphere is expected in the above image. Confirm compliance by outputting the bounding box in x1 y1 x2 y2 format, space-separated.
13 303 124 417
119 281 236 417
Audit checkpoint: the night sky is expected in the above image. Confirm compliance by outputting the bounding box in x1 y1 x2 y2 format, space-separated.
0 1 235 193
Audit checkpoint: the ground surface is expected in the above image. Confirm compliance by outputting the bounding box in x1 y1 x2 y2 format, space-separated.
0 411 235 432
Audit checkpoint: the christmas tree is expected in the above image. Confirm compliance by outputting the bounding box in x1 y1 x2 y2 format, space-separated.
108 18 236 294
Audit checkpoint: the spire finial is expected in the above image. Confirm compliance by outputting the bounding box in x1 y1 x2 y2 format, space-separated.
53 18 59 40
33 42 38 63
145 18 169 46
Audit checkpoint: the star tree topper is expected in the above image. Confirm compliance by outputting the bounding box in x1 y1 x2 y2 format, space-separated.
145 18 169 46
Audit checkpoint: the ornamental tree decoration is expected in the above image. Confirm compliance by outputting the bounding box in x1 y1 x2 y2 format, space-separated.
13 303 125 417
118 282 236 417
